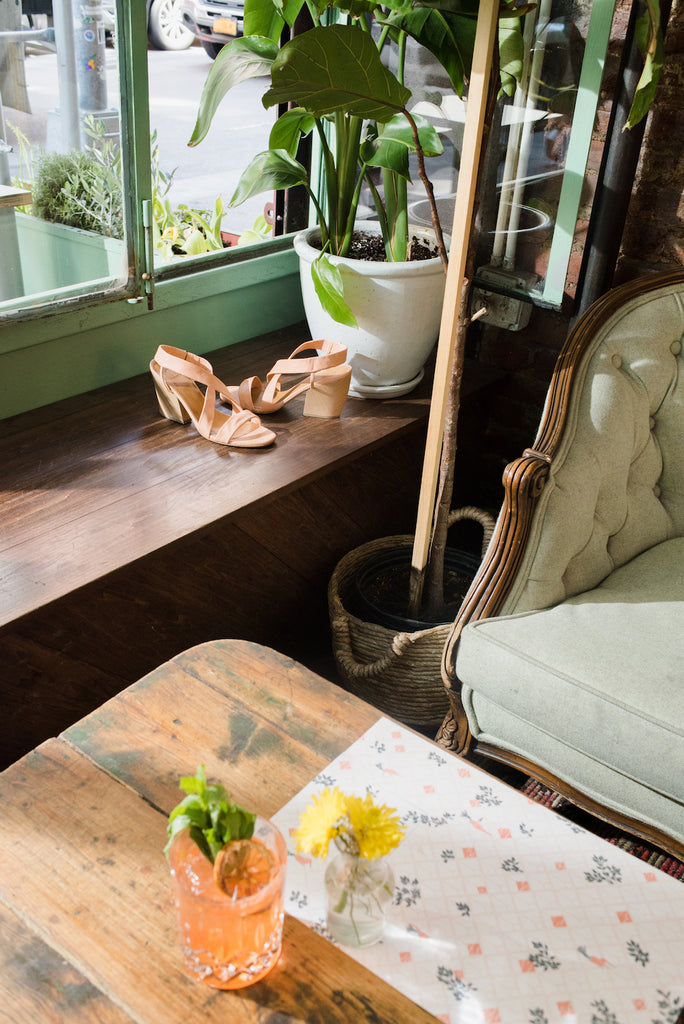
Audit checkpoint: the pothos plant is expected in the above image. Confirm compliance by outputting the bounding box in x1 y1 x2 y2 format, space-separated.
189 0 529 327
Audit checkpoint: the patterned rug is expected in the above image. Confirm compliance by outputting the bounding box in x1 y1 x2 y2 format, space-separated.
521 777 684 881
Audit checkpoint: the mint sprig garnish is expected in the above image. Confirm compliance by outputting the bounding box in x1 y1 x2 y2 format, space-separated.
164 764 256 864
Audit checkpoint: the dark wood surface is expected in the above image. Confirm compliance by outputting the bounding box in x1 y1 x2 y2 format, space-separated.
0 323 434 626
0 639 439 1023
0 324 496 768
0 325 435 767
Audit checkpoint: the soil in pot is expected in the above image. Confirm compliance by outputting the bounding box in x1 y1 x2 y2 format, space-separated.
311 230 439 262
351 545 481 633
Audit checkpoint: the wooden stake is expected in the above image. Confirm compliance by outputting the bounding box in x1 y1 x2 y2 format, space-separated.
410 0 499 581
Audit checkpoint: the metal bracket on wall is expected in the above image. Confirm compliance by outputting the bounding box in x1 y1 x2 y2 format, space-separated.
471 265 536 331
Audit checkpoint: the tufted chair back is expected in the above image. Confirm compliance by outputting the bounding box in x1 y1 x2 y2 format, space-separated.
500 275 684 615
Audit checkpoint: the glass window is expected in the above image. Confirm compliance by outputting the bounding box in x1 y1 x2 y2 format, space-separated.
1 0 128 309
146 41 277 270
372 0 616 312
0 0 280 318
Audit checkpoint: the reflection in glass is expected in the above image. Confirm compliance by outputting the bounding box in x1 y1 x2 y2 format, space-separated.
375 0 607 309
1 0 125 308
146 47 276 268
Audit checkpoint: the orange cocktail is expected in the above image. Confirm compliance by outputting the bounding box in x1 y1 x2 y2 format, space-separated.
169 817 287 989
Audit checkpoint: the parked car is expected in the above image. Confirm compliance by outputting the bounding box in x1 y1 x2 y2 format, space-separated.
182 0 244 59
21 0 194 51
146 0 194 51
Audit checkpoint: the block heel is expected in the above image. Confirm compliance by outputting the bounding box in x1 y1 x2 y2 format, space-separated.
152 372 191 425
303 365 352 418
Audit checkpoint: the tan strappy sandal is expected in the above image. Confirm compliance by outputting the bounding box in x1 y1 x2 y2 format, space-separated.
150 346 276 448
220 339 352 418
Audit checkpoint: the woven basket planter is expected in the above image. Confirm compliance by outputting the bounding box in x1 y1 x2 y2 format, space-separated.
328 507 495 733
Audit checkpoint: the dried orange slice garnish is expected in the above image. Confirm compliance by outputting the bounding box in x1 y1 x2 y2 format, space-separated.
213 838 276 898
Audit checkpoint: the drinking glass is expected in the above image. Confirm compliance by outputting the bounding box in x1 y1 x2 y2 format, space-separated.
169 817 287 989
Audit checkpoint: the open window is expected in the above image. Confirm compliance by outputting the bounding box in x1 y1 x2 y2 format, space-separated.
0 0 280 319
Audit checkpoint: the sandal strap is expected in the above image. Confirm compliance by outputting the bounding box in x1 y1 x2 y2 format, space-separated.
154 346 222 393
267 339 347 379
238 376 261 409
212 409 264 444
155 346 224 438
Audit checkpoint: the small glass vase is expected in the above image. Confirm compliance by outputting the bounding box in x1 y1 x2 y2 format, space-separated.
324 851 394 947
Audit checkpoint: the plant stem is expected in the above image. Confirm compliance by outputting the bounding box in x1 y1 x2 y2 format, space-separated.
315 119 336 246
335 112 363 255
364 169 392 259
404 110 448 272
420 279 469 618
415 53 500 618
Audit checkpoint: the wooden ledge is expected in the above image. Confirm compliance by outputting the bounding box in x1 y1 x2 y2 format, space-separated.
0 184 32 208
0 324 440 627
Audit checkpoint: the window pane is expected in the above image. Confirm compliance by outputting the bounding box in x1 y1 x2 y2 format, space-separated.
376 0 612 310
146 42 277 268
1 0 128 311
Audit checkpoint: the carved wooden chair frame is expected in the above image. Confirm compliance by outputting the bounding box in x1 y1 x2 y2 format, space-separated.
437 268 684 862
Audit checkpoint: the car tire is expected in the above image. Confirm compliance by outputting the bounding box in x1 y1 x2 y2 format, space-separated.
148 0 194 50
201 40 225 59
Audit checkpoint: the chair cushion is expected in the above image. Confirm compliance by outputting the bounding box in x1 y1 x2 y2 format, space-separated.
456 538 684 805
501 282 684 615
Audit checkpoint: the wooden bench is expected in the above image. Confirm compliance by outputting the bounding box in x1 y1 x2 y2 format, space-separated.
0 324 463 767
1 323 495 767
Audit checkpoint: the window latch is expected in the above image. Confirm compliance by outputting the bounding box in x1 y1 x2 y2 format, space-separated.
141 199 155 310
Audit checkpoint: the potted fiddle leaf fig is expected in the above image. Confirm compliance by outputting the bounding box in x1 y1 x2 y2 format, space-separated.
189 0 525 396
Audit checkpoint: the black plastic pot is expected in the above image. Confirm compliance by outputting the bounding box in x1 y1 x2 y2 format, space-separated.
351 544 481 633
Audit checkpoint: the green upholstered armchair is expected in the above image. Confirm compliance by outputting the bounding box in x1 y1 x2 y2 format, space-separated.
439 269 684 861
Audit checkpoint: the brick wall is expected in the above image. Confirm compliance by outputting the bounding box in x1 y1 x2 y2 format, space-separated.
617 0 684 278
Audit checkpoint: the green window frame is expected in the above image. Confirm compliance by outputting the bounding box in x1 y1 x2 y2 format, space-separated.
0 0 303 419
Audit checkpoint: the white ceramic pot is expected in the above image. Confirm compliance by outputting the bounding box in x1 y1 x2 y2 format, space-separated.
293 226 447 398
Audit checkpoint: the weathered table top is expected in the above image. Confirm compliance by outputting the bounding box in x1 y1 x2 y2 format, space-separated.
0 639 438 1023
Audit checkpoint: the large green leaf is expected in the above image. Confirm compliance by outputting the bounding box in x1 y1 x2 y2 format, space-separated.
244 0 281 39
311 255 358 328
269 106 316 156
381 112 443 157
381 6 475 96
188 36 279 147
625 0 663 129
262 24 411 122
360 113 442 175
229 149 308 206
498 15 524 97
332 0 381 15
361 135 410 176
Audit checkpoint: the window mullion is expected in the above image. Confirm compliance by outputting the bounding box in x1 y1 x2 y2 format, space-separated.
116 0 153 300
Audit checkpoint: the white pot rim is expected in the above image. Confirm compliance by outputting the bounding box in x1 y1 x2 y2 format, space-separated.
293 225 448 279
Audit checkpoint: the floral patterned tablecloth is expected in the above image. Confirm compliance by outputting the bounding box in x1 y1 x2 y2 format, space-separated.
271 717 684 1024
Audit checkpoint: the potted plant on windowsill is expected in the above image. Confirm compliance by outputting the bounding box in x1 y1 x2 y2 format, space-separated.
188 0 525 396
188 0 664 734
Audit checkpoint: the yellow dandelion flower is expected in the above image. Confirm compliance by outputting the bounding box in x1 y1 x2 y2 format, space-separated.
344 792 405 860
293 787 346 859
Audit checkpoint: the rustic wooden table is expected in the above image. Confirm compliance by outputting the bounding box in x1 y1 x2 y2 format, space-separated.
0 639 439 1023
